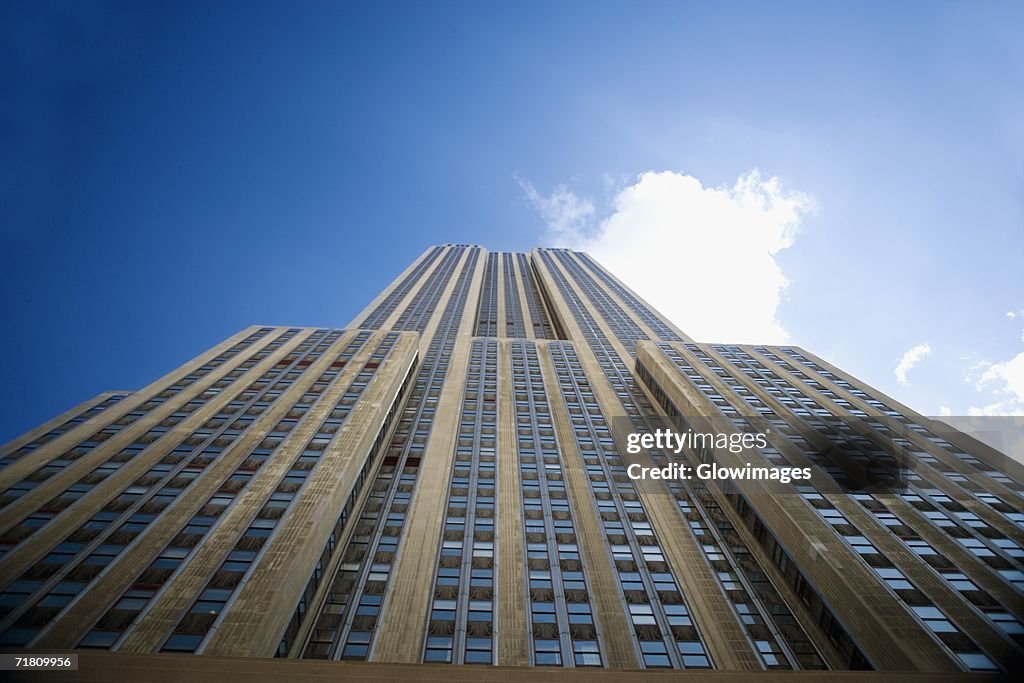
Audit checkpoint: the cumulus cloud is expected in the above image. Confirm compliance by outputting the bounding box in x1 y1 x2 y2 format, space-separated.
522 169 813 344
969 351 1024 416
894 343 932 386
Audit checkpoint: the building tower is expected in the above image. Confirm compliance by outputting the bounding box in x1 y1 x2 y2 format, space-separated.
1 245 1021 678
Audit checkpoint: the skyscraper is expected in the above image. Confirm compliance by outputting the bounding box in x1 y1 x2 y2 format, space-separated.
1 245 1021 679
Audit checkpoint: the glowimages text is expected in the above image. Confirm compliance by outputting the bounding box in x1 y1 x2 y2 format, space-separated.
624 428 813 484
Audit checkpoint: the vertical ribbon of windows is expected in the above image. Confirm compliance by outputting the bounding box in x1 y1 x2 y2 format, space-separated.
299 247 481 661
573 252 682 342
517 254 555 339
359 247 444 330
276 335 416 657
548 342 712 670
422 339 497 664
514 341 603 667
393 247 465 332
550 250 648 354
501 253 526 339
474 253 499 337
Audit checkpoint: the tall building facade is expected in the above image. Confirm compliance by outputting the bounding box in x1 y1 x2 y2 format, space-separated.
1 245 1022 676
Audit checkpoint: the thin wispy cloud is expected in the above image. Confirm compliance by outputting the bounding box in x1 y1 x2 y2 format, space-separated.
1008 309 1024 342
894 343 932 386
520 169 814 344
516 175 596 239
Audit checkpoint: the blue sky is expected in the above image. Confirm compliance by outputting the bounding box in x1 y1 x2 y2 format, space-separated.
2 1 1022 441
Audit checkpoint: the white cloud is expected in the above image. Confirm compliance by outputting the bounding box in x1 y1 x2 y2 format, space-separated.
963 310 1024 416
894 343 932 385
969 351 1024 416
938 405 952 416
516 175 596 239
1005 309 1024 341
523 169 813 343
